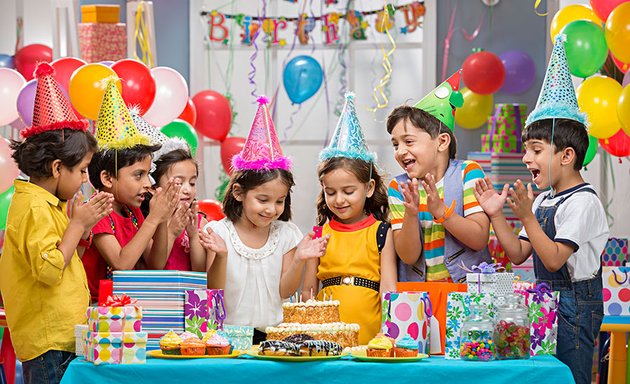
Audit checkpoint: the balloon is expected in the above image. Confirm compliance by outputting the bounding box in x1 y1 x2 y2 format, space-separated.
111 59 156 114
192 90 231 141
197 199 225 221
462 51 505 95
577 76 623 139
0 54 14 69
562 20 608 78
590 0 630 21
16 79 38 127
0 68 26 126
599 129 630 157
550 4 602 41
160 119 198 156
0 140 19 194
283 56 323 104
619 85 630 135
14 44 53 81
611 52 629 73
624 72 630 87
69 63 120 120
583 135 598 167
143 67 189 127
605 2 630 64
454 87 493 129
220 137 246 174
51 57 86 93
499 50 536 94
178 98 197 127
0 186 15 230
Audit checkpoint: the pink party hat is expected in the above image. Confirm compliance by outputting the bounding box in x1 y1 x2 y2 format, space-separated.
231 96 291 171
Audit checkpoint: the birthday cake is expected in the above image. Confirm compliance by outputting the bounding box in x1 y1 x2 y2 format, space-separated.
282 299 340 324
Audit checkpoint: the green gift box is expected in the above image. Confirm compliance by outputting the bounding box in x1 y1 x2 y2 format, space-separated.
481 134 522 153
486 104 528 137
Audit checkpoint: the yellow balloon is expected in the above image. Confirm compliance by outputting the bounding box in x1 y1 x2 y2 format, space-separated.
455 87 493 130
576 76 623 139
550 4 601 42
605 2 630 64
619 85 630 136
69 63 120 120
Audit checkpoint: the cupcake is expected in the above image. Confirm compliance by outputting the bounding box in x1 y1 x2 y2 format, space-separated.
366 334 393 357
394 335 419 357
205 334 231 355
201 330 217 343
160 330 182 355
179 331 199 341
181 337 206 356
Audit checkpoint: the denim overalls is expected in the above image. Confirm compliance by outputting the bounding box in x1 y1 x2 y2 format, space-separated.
533 185 603 384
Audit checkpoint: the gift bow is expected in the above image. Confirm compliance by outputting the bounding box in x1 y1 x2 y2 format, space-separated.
102 294 137 307
526 282 553 300
460 261 505 274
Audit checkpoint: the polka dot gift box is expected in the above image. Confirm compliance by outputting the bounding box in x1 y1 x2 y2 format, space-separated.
602 266 630 317
85 332 123 365
601 237 629 267
381 291 432 354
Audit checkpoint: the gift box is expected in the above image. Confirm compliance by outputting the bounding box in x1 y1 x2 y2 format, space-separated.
81 5 120 23
445 292 497 359
122 331 147 364
481 134 522 154
87 305 142 333
603 266 630 317
185 289 226 338
486 103 528 137
85 332 123 365
523 284 559 356
601 238 629 267
381 291 432 354
219 325 254 351
74 324 88 357
78 23 126 63
466 270 515 296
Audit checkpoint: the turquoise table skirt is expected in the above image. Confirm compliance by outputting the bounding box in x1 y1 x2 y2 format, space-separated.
61 355 575 384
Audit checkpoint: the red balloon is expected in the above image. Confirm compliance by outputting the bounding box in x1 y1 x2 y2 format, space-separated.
178 98 197 126
14 44 53 80
599 129 630 157
197 199 225 221
192 90 232 141
462 51 506 95
590 0 629 21
611 52 629 73
51 57 86 92
220 137 246 175
111 59 156 114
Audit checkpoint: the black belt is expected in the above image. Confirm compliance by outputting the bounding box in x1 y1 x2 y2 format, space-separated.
321 276 380 292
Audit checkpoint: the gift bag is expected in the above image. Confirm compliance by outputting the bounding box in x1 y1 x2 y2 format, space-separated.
445 292 497 359
381 291 432 354
602 266 630 317
601 238 629 267
523 283 559 356
185 289 226 338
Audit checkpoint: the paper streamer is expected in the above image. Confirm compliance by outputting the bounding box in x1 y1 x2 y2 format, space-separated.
133 2 155 67
441 1 457 82
368 3 396 113
534 0 548 16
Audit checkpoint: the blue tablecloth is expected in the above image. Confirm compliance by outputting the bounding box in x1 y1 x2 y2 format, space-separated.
61 355 575 384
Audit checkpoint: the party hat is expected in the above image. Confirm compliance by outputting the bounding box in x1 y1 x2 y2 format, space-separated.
21 62 88 139
231 95 291 171
129 106 189 161
413 70 464 131
525 35 586 126
319 93 375 162
95 78 150 150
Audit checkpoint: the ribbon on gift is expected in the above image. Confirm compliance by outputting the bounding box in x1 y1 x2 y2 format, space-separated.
212 290 227 330
526 282 554 302
460 261 505 274
102 294 137 307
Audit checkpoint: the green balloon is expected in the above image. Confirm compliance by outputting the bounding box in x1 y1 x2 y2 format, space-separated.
562 20 608 78
583 135 598 167
0 186 15 231
160 119 199 156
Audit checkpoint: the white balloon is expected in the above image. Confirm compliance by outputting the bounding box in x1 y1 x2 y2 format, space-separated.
0 68 26 126
142 67 189 127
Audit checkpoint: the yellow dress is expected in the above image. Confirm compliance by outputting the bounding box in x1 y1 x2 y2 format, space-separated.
316 215 383 345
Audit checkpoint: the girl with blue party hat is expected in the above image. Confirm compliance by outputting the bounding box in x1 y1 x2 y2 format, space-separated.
302 93 397 345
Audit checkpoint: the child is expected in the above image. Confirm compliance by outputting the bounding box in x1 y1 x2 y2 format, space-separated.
301 93 397 345
473 36 608 384
0 63 113 383
386 71 491 283
81 79 180 302
202 96 329 344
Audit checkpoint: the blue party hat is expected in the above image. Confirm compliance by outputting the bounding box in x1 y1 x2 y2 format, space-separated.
525 35 587 126
319 93 376 162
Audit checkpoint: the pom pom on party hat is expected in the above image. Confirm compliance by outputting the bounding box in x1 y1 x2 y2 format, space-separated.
413 69 464 131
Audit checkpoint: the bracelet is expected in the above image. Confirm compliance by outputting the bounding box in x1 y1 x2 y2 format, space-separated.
78 231 93 248
434 200 456 224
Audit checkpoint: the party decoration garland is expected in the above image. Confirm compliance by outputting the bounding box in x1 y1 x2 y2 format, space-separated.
368 3 397 113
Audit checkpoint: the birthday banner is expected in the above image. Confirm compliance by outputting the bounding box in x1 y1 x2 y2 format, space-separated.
200 1 426 46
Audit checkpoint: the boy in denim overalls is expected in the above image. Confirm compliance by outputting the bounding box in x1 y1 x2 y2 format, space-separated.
474 36 609 384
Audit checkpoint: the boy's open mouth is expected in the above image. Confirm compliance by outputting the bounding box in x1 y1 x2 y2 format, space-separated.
402 158 415 171
530 169 540 182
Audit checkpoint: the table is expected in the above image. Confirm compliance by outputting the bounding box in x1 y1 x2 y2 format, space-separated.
600 316 630 384
61 355 575 384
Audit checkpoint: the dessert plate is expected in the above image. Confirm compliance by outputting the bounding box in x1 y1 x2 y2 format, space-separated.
350 350 428 362
147 350 241 359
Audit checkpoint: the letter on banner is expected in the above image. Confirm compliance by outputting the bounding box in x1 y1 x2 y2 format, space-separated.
322 13 340 45
346 10 367 40
240 15 260 45
296 14 316 45
208 11 228 42
262 18 288 46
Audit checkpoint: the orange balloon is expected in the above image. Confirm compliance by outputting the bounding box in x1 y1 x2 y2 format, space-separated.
69 63 120 120
605 2 630 63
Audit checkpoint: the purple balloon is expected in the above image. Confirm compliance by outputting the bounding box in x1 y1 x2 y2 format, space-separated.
623 71 630 88
499 50 536 95
100 61 114 67
17 78 70 126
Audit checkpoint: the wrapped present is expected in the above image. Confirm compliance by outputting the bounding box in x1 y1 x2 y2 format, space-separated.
486 103 528 137
85 332 123 365
445 292 497 359
219 325 254 351
81 5 120 23
381 291 432 354
523 283 559 356
603 266 630 317
601 238 629 267
185 289 226 338
74 324 88 357
88 295 143 333
78 23 126 63
122 331 147 364
464 263 514 296
481 134 522 154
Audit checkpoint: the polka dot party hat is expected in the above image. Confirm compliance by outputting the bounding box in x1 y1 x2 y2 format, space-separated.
231 95 291 172
95 77 150 150
129 106 189 162
21 62 88 139
525 34 587 126
319 92 376 163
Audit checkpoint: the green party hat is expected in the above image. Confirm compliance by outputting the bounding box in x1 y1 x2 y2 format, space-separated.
413 70 463 131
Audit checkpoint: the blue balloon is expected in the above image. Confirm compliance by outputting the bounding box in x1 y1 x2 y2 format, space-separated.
0 54 14 69
283 56 323 104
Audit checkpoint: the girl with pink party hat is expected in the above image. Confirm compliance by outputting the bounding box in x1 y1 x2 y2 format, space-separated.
202 96 329 344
